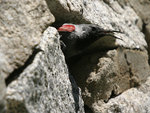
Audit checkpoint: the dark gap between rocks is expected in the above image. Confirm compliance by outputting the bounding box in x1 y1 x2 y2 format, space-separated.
84 105 93 113
5 48 42 86
142 22 150 65
104 90 121 103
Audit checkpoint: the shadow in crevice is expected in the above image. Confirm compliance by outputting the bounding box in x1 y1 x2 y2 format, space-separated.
6 99 29 113
142 22 150 65
63 38 119 111
104 90 121 103
84 105 93 113
46 0 90 24
5 49 42 86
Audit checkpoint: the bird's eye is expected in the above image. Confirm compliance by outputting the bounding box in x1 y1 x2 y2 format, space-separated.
82 27 86 31
91 27 96 31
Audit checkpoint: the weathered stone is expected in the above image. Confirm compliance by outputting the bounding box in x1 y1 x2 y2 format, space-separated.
0 69 6 113
104 0 143 30
92 77 150 113
122 0 150 64
5 27 85 113
0 0 54 79
46 0 88 24
0 0 54 111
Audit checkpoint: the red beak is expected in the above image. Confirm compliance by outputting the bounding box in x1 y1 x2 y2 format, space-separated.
58 25 75 32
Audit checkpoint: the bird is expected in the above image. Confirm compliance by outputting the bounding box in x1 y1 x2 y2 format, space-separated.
56 23 123 65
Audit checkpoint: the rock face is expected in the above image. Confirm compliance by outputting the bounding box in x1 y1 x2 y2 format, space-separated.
0 0 150 113
98 76 150 113
0 0 54 112
0 0 54 79
120 0 150 64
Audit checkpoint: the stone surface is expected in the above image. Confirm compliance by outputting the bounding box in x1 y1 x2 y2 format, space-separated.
0 0 54 111
0 70 6 113
0 0 54 79
121 0 150 64
92 77 150 113
5 27 85 113
46 0 88 24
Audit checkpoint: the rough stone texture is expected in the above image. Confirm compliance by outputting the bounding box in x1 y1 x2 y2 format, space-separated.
0 0 54 79
0 72 6 113
0 0 54 111
92 76 150 113
46 0 150 112
5 27 84 113
119 0 150 64
46 0 89 24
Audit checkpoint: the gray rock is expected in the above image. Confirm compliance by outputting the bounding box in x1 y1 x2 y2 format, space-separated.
0 69 6 113
120 0 150 64
0 0 54 111
93 77 150 113
0 0 54 79
6 27 84 113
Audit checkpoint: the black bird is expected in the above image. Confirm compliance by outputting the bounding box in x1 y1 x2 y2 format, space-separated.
57 23 123 65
